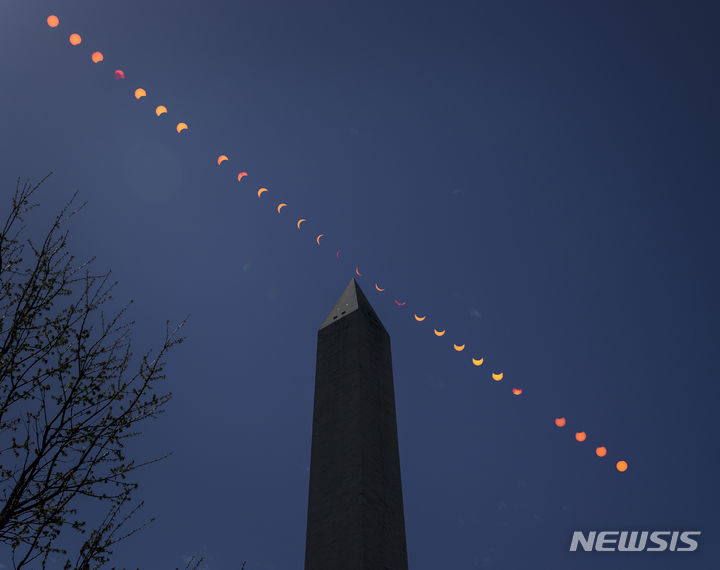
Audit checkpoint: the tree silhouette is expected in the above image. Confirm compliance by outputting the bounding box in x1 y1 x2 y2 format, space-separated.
0 176 186 568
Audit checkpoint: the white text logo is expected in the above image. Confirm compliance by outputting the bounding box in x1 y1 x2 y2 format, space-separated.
569 531 700 552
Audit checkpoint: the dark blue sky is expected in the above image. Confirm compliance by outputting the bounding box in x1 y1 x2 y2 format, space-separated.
2 1 719 568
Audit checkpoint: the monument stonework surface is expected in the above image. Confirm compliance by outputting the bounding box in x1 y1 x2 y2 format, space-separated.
304 279 409 570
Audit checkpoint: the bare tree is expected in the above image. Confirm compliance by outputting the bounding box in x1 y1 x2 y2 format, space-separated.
0 176 186 568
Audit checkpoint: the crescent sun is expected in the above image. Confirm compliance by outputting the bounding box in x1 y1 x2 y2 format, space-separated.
492 372 503 381
355 267 362 277
155 105 167 116
433 329 445 337
297 218 306 229
257 188 269 197
375 284 384 292
237 172 248 181
316 234 325 245
217 155 229 165
472 357 484 366
453 343 465 351
277 203 287 213
394 300 406 306
176 122 189 133
414 314 426 321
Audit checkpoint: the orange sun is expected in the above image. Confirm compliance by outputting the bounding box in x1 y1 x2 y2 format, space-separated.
91 51 104 63
616 460 628 472
69 33 82 46
47 15 60 28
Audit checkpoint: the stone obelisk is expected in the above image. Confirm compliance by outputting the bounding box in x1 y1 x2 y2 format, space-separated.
304 279 409 569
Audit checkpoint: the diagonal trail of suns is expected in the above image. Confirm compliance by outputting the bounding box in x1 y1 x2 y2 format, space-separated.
42 14 629 473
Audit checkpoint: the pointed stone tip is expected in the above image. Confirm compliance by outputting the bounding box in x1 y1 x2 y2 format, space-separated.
320 278 384 330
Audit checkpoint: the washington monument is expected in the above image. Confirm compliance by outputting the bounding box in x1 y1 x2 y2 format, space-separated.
304 279 409 569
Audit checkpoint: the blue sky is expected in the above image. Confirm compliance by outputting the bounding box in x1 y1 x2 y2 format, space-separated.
1 1 719 568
